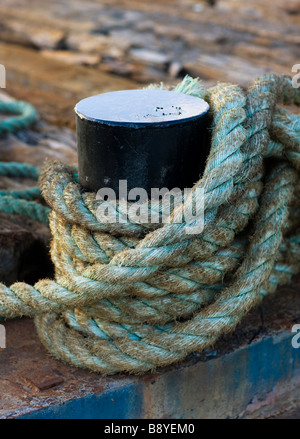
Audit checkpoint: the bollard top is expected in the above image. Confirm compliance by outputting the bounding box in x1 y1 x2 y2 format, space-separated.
75 89 209 127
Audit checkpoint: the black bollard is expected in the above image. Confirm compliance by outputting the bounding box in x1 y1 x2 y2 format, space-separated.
75 89 210 197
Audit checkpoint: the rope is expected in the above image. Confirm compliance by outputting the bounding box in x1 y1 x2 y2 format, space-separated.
0 102 50 224
0 100 37 134
0 161 50 225
0 75 299 375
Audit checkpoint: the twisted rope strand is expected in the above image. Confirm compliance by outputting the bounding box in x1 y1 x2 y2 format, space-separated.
0 101 37 134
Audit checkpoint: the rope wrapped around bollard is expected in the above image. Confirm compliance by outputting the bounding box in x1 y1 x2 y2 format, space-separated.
0 74 299 375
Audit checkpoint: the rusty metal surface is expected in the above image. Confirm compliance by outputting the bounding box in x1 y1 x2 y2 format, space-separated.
0 278 300 419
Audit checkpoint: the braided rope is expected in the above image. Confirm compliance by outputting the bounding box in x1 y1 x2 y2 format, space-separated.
0 102 50 223
0 75 299 375
0 101 37 134
0 161 50 224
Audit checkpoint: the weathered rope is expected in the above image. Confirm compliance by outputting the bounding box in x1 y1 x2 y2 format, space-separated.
0 161 50 224
0 100 37 134
0 102 50 223
0 75 299 375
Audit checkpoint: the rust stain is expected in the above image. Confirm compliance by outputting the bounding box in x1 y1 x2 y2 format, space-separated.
22 373 64 393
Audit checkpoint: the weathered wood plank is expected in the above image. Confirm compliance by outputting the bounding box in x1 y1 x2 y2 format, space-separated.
0 282 299 419
0 42 137 128
0 0 298 88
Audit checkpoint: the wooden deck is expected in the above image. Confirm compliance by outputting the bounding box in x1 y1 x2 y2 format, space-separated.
0 0 299 419
0 0 299 126
1 282 300 419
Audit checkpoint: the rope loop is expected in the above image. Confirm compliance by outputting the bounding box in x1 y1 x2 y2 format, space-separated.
0 75 299 374
0 100 37 135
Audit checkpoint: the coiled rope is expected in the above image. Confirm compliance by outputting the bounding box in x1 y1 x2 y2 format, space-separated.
0 74 299 375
